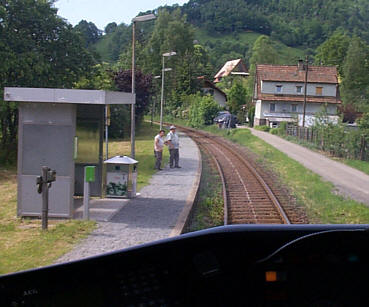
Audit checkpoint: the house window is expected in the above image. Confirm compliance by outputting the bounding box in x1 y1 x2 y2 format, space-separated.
291 104 297 112
296 86 303 94
316 87 323 95
276 85 283 93
270 103 276 112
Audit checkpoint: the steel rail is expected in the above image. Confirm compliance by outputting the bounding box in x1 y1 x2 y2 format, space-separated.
176 125 291 225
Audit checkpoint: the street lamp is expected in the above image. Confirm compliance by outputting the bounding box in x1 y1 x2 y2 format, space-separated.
131 13 156 159
160 51 176 130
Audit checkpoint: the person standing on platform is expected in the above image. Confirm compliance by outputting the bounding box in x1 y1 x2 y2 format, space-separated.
166 125 181 168
154 129 165 170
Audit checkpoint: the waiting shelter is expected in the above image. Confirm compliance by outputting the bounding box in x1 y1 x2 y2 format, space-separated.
4 87 135 218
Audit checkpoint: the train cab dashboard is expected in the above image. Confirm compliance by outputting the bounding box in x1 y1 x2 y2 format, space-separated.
1 225 368 306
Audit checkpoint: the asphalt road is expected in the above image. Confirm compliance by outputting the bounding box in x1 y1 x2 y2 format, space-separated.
250 128 369 206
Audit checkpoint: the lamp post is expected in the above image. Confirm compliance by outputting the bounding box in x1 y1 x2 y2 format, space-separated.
160 51 176 130
302 56 309 128
131 13 156 159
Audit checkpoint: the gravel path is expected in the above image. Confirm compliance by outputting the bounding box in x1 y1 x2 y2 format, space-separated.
250 128 369 205
56 132 200 263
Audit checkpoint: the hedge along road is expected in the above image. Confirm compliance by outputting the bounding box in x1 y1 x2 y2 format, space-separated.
250 128 369 206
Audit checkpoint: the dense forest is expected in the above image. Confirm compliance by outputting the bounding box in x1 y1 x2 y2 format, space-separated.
86 0 369 71
183 0 369 47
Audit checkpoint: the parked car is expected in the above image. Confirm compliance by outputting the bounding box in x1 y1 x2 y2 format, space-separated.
213 111 230 124
213 111 238 128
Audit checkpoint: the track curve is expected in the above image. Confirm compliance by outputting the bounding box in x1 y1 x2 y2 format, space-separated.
178 126 294 224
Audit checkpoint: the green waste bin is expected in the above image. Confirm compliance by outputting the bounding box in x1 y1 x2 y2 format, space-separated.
104 156 138 198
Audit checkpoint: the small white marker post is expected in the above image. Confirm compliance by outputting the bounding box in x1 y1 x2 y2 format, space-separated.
83 166 96 220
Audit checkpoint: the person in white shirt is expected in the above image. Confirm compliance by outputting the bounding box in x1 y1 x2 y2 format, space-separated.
154 130 165 170
166 125 181 168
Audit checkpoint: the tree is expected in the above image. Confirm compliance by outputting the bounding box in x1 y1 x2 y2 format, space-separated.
341 36 369 112
0 0 95 153
227 81 248 114
73 20 102 47
141 9 213 113
143 9 195 76
74 63 115 90
113 69 153 121
314 31 351 78
105 22 117 34
249 35 280 71
188 94 220 128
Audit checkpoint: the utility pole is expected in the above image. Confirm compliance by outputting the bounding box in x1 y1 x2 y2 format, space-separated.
131 14 156 159
160 52 176 130
302 56 309 128
131 20 136 159
160 55 165 130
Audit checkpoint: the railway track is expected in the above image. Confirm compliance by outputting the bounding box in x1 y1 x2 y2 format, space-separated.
177 126 301 225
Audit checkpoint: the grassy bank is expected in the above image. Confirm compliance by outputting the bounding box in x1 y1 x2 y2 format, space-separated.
340 159 369 176
0 121 163 275
201 126 369 224
185 148 224 232
0 166 96 275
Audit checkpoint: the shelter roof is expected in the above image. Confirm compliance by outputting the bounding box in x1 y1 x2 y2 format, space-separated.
4 87 135 105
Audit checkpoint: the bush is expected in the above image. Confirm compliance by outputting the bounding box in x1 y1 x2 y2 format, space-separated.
254 125 270 132
188 94 220 128
270 128 279 135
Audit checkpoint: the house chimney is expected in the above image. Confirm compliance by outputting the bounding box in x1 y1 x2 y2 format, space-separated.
298 59 304 70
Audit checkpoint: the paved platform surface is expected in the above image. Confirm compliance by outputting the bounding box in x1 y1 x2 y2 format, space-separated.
250 128 369 205
56 131 201 263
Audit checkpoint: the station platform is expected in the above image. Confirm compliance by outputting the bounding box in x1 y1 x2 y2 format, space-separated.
56 131 201 263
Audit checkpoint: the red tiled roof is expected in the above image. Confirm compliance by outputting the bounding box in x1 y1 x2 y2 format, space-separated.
256 64 338 84
259 94 341 104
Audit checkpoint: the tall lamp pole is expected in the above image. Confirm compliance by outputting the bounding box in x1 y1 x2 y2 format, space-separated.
160 51 176 130
131 14 156 158
302 56 309 128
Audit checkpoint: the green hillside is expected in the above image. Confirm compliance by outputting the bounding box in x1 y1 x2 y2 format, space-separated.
194 28 305 70
90 0 368 69
93 22 305 71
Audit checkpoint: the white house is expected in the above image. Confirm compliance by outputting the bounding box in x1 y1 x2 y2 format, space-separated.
253 62 341 127
200 78 227 107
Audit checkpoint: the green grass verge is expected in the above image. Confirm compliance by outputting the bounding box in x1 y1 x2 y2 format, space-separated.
202 126 369 224
0 121 163 275
340 159 369 176
186 148 224 232
0 166 96 275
